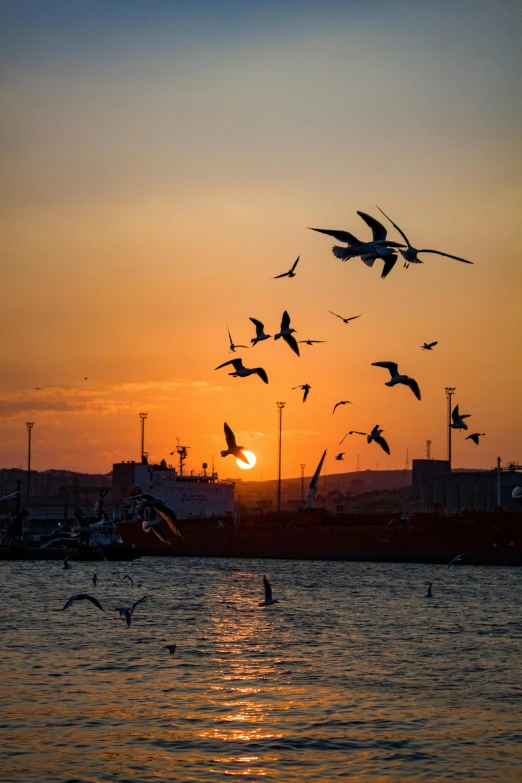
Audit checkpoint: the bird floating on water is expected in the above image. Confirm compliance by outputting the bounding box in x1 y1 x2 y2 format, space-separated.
215 357 269 384
165 644 177 655
329 311 362 325
447 553 465 570
310 211 404 278
274 256 300 278
259 575 278 606
466 432 485 445
422 341 438 351
92 573 98 587
332 400 354 414
227 326 247 353
451 405 471 431
425 583 433 598
274 311 300 356
371 362 421 400
63 556 70 570
221 422 249 463
249 318 271 346
292 384 311 402
377 206 472 268
115 595 147 627
63 593 104 612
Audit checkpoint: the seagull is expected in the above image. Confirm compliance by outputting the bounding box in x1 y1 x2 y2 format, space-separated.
123 575 134 588
63 593 104 612
165 644 177 655
227 326 247 353
63 556 70 570
451 405 471 431
92 573 98 587
447 553 465 570
292 384 311 402
466 432 485 445
35 387 41 390
84 377 88 380
130 493 183 538
339 430 366 445
309 211 404 278
371 362 421 400
421 341 438 351
425 583 433 598
215 358 268 384
142 516 171 545
298 339 326 346
333 400 354 414
249 318 271 346
115 595 147 627
511 487 522 499
221 422 249 464
367 425 390 455
274 311 300 356
335 453 345 461
259 575 279 606
377 206 472 268
329 311 362 324
274 256 299 278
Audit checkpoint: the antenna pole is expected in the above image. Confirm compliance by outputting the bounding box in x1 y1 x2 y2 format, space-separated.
445 388 455 469
300 463 306 503
426 439 432 460
276 402 285 511
139 413 148 462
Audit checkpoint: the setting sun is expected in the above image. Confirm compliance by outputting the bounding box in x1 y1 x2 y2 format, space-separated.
236 451 256 470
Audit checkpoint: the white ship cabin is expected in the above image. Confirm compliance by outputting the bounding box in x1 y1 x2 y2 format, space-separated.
112 459 235 520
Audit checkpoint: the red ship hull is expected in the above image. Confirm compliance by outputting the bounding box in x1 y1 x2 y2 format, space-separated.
118 509 522 565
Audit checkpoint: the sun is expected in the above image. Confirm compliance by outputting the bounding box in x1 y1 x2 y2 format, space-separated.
236 451 256 469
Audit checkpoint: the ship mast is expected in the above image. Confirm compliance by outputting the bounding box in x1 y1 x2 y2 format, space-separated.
175 438 190 476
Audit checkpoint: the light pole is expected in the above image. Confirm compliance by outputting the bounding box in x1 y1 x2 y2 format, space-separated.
26 422 35 498
300 463 306 503
426 439 432 460
276 402 285 511
445 388 455 469
139 413 148 462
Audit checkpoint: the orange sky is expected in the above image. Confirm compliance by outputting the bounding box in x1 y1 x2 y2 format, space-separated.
1 1 521 480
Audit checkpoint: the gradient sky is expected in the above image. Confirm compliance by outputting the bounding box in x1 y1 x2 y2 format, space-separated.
1 0 521 480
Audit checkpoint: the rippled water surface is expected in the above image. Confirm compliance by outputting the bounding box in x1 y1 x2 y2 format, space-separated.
1 558 521 782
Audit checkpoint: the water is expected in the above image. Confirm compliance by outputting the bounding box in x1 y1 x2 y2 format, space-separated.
1 559 521 782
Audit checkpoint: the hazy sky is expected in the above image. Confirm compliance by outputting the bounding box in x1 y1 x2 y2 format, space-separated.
1 0 521 480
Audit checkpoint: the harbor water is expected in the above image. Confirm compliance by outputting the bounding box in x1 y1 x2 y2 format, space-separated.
1 558 521 782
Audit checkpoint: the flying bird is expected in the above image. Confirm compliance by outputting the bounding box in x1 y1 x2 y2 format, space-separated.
335 453 345 461
466 432 485 445
259 575 279 606
292 384 311 402
84 377 88 380
249 318 271 346
339 430 366 445
221 422 249 464
165 644 177 655
298 339 326 346
451 405 471 431
115 595 147 627
130 493 183 538
63 593 104 612
425 583 433 598
377 206 472 268
447 553 465 570
329 311 362 324
274 256 300 278
227 326 247 353
274 311 300 356
309 211 404 278
367 425 391 455
332 400 354 414
92 573 98 587
371 362 421 400
35 387 41 390
215 358 268 384
422 341 438 351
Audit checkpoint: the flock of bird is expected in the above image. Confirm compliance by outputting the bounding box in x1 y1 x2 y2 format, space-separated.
214 206 484 462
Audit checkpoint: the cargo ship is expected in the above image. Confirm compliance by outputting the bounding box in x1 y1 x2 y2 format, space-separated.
113 453 522 566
